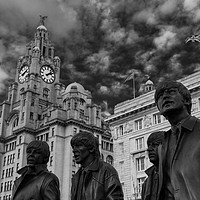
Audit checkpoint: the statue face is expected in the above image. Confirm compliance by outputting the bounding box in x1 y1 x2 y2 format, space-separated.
72 142 91 165
156 87 186 116
26 147 44 165
147 141 159 165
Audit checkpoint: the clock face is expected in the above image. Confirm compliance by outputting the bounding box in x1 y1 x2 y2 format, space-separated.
40 65 55 83
18 65 29 84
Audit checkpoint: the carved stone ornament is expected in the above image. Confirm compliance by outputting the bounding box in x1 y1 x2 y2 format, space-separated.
144 115 152 128
111 126 118 140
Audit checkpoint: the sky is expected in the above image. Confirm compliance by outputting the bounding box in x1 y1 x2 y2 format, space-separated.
1 0 200 113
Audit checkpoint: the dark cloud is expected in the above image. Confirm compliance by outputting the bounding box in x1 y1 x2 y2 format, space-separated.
0 0 200 113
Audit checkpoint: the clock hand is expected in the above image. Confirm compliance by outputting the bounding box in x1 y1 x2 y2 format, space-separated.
22 70 28 76
46 71 53 76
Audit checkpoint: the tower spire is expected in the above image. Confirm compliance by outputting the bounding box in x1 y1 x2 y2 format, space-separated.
39 15 48 26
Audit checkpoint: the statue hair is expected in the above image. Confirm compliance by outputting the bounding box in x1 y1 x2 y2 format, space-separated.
26 140 50 164
70 131 100 159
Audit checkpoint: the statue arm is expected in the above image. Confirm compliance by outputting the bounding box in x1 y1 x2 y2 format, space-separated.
41 174 60 200
104 173 124 200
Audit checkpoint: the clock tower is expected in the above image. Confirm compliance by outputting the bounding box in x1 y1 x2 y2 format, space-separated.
13 16 61 130
0 17 113 200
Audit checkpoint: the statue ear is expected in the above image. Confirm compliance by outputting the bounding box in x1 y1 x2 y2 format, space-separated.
183 99 190 106
89 146 95 154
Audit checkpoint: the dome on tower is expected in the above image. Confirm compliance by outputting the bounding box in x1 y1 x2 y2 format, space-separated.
145 79 154 85
53 56 60 61
32 46 40 52
37 25 47 31
65 82 85 93
144 79 154 93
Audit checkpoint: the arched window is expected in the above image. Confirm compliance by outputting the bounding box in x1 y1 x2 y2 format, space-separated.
13 117 19 128
63 99 67 109
43 88 49 98
80 98 85 106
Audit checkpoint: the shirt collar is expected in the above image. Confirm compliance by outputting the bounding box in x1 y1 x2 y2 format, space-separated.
17 164 48 176
171 115 196 133
181 116 197 132
81 159 100 173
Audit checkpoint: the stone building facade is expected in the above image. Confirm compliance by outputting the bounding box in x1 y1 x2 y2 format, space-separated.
105 71 200 200
0 20 113 200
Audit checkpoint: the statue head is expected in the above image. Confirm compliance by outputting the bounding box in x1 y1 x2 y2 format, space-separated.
154 81 192 115
26 140 50 165
70 131 100 165
147 131 164 165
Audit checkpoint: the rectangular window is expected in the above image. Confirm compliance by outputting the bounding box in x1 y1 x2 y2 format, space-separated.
52 128 55 137
9 156 12 164
135 119 143 130
9 181 12 191
5 169 8 178
136 157 145 172
96 110 99 118
40 135 43 141
101 141 105 150
0 183 3 192
11 168 14 177
30 112 34 120
119 161 124 176
68 102 71 109
119 125 123 136
16 163 19 172
19 136 22 144
38 114 41 120
17 149 20 159
136 137 144 150
74 102 78 110
7 156 10 165
110 143 113 152
22 99 25 107
31 99 34 106
8 168 11 177
3 157 6 166
12 154 15 163
137 177 146 195
119 142 124 154
45 133 49 141
106 142 109 151
4 182 7 192
5 145 8 152
21 112 25 121
1 170 4 179
51 141 54 151
50 156 53 166
153 113 161 124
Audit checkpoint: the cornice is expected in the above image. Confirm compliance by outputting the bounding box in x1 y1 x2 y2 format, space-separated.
106 85 200 123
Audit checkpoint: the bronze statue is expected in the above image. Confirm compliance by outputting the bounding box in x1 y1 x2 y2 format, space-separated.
141 131 164 200
12 140 60 200
154 81 200 200
70 131 124 200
